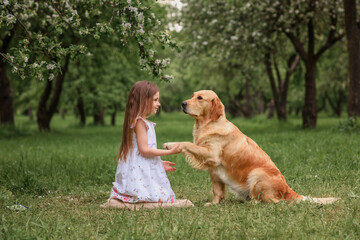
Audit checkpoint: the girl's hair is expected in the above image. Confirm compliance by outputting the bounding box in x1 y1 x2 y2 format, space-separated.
119 81 159 161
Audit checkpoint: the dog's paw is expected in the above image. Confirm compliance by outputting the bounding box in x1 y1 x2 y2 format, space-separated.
163 142 177 150
204 202 218 207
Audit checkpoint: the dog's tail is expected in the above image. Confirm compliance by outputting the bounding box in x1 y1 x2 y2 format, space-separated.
300 196 340 204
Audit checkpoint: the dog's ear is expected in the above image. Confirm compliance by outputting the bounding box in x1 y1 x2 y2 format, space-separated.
210 97 223 121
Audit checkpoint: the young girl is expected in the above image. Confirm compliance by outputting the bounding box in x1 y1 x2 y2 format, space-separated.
101 81 193 210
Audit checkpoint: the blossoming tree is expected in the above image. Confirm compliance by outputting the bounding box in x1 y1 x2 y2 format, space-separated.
180 0 345 127
0 0 176 130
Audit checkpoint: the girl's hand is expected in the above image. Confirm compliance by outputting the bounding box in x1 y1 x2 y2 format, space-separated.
169 143 181 154
162 161 176 172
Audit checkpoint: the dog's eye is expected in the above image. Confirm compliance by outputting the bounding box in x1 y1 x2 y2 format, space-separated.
197 96 203 100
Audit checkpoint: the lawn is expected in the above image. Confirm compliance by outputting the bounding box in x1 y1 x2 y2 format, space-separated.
0 113 359 239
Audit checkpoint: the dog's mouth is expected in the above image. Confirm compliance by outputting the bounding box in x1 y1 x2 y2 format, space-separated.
182 108 198 117
182 103 198 117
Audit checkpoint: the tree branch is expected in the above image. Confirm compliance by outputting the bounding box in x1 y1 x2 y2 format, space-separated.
315 10 345 60
315 33 345 60
284 32 307 62
289 55 300 74
5 7 32 39
273 56 282 91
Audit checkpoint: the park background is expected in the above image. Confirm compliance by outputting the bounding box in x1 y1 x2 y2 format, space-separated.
1 0 360 239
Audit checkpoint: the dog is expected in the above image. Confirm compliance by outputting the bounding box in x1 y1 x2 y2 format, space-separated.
164 90 338 205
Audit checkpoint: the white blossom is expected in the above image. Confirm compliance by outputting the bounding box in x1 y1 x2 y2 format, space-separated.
164 75 173 81
122 22 131 29
137 12 144 22
161 58 170 66
48 73 55 81
6 14 16 25
128 6 138 14
210 19 218 25
47 64 56 70
137 28 145 35
149 50 154 58
139 58 146 66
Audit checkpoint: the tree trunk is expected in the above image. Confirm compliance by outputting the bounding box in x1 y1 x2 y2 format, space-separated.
0 31 15 126
37 55 70 131
257 91 264 114
99 108 105 126
264 51 299 121
325 90 344 117
111 105 117 126
285 2 344 127
242 78 253 118
343 0 360 117
60 109 66 119
93 114 100 125
28 107 33 121
76 87 86 126
267 99 275 119
302 59 317 128
93 109 105 125
264 52 281 119
111 112 116 126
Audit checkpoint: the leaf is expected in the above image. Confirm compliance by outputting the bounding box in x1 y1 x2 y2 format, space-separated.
6 204 29 211
348 191 359 198
0 186 12 200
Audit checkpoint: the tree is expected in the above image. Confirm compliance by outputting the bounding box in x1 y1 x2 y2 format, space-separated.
317 43 348 117
179 0 345 127
0 27 14 125
179 1 307 120
264 48 300 120
37 54 70 131
178 1 269 117
275 0 345 127
0 0 176 130
343 0 360 117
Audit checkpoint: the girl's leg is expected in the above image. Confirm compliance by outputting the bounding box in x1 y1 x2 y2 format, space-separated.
100 198 194 210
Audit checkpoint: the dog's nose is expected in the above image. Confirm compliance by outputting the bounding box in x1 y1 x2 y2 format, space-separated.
182 101 187 108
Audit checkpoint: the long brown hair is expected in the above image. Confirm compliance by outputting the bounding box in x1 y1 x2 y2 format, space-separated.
119 81 159 161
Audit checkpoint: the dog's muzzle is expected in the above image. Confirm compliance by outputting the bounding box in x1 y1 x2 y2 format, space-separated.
182 101 188 114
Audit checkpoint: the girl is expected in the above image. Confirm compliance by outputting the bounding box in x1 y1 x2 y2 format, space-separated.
101 81 193 210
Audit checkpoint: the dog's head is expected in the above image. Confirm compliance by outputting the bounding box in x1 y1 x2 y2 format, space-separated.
182 90 224 121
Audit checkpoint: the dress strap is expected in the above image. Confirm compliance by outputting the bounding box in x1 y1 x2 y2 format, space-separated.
131 116 149 129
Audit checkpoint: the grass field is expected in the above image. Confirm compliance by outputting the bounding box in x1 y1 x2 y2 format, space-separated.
1 113 359 239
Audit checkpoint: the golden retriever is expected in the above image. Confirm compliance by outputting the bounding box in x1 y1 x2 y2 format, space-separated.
163 90 303 204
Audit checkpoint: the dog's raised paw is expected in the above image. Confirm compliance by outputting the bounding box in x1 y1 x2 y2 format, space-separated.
163 142 176 150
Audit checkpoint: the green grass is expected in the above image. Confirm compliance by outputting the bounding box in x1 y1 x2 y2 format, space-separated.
0 113 359 239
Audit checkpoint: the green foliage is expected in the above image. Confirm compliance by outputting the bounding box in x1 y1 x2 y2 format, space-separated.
0 0 177 81
176 0 345 118
333 117 360 133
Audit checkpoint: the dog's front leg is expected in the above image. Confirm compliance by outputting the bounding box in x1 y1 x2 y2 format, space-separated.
179 142 220 169
204 169 225 206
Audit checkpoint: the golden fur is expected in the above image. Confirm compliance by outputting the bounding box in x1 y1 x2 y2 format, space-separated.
164 90 302 204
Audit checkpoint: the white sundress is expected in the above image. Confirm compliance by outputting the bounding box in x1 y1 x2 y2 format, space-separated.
110 117 176 203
